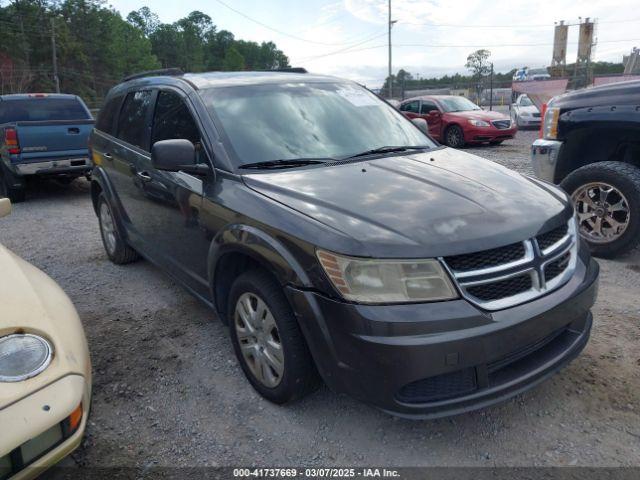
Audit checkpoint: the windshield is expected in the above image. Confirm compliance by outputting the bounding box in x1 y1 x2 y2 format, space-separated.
520 96 533 106
438 97 481 113
200 82 435 167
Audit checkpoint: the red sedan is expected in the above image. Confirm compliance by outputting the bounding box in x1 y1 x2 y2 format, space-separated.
399 95 517 148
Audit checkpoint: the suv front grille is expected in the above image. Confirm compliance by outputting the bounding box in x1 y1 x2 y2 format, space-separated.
466 273 533 301
537 224 569 252
444 242 525 272
492 119 511 129
442 220 576 310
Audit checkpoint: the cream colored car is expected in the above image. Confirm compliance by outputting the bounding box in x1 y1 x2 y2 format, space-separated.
0 198 91 480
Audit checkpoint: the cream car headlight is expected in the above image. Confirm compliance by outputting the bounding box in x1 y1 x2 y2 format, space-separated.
468 119 490 127
317 250 458 304
0 334 53 382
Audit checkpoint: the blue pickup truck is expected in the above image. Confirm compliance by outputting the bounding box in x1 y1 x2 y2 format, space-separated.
0 93 94 202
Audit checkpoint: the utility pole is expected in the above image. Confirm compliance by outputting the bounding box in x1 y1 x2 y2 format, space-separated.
387 0 392 99
51 18 60 94
489 62 494 111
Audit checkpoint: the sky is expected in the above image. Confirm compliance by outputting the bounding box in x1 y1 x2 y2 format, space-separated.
107 0 640 88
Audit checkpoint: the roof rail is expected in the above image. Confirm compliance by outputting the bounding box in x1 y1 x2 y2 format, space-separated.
270 67 308 74
122 68 184 82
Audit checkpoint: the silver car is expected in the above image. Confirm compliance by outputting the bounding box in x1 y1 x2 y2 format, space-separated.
511 94 541 129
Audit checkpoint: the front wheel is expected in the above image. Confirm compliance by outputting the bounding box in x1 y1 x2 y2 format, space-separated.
561 161 640 258
444 125 465 148
228 269 320 404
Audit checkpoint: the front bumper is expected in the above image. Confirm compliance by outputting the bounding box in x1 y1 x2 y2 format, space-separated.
466 126 517 143
531 139 563 183
517 116 541 128
1 374 90 480
286 250 598 418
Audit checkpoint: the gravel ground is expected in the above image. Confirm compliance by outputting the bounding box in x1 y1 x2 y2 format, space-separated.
1 129 639 468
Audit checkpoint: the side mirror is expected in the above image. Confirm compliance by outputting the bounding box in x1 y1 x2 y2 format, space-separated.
151 139 210 176
0 198 11 218
411 118 429 134
428 110 441 117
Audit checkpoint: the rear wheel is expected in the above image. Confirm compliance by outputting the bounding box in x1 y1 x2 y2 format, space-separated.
444 125 464 148
561 161 640 258
228 269 320 404
97 194 139 264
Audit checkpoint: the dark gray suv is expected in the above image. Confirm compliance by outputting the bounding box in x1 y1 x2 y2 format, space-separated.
89 69 598 418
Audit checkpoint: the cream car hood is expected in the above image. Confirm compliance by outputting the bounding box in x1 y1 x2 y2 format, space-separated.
0 244 91 410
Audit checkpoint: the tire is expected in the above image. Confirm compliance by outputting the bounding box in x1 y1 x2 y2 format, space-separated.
490 140 504 146
0 173 25 203
228 269 320 404
444 125 465 148
97 194 139 264
560 161 640 258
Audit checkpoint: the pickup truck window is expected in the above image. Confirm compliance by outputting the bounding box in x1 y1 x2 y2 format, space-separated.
116 90 153 150
0 97 90 123
96 95 123 136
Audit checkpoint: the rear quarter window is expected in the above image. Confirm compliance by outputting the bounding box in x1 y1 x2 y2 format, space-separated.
95 95 123 135
0 97 91 123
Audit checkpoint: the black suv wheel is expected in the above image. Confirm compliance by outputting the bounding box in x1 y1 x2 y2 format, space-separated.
97 194 139 264
228 269 320 404
561 161 640 258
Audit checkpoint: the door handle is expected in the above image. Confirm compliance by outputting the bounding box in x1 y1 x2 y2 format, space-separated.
136 171 152 182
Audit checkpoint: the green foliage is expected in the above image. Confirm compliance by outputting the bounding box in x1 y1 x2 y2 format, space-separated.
0 1 290 108
222 46 245 71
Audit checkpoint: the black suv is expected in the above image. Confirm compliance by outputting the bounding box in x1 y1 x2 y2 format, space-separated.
90 69 598 418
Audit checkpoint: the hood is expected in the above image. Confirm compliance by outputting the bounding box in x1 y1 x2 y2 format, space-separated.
446 109 510 122
243 148 572 258
0 244 89 409
518 105 539 114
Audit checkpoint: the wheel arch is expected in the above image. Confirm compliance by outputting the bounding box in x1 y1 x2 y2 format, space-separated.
207 224 311 323
555 113 640 183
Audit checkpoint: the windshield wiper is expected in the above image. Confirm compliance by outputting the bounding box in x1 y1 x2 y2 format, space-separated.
239 158 331 170
343 145 430 160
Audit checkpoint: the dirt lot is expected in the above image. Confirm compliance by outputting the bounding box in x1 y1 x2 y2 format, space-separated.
1 129 639 468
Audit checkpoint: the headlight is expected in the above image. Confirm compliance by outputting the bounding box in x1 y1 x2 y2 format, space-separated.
317 250 458 304
543 107 560 139
0 334 52 382
468 119 490 127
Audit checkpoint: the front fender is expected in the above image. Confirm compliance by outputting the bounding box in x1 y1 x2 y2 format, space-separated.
207 223 313 308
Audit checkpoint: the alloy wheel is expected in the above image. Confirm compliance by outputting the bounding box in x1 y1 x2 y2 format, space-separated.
234 292 284 388
572 182 631 244
447 127 462 147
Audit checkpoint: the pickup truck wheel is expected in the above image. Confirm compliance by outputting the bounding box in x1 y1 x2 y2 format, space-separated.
228 269 320 404
0 174 25 203
561 161 640 258
97 194 139 264
444 125 465 148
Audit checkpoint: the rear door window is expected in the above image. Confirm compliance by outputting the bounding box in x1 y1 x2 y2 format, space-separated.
96 95 123 135
401 101 419 113
116 90 154 150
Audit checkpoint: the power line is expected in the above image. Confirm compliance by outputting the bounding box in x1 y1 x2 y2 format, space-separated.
399 17 640 28
210 0 385 47
298 37 640 63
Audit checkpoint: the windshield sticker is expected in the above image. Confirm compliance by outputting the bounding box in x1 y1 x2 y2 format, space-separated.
337 88 379 107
